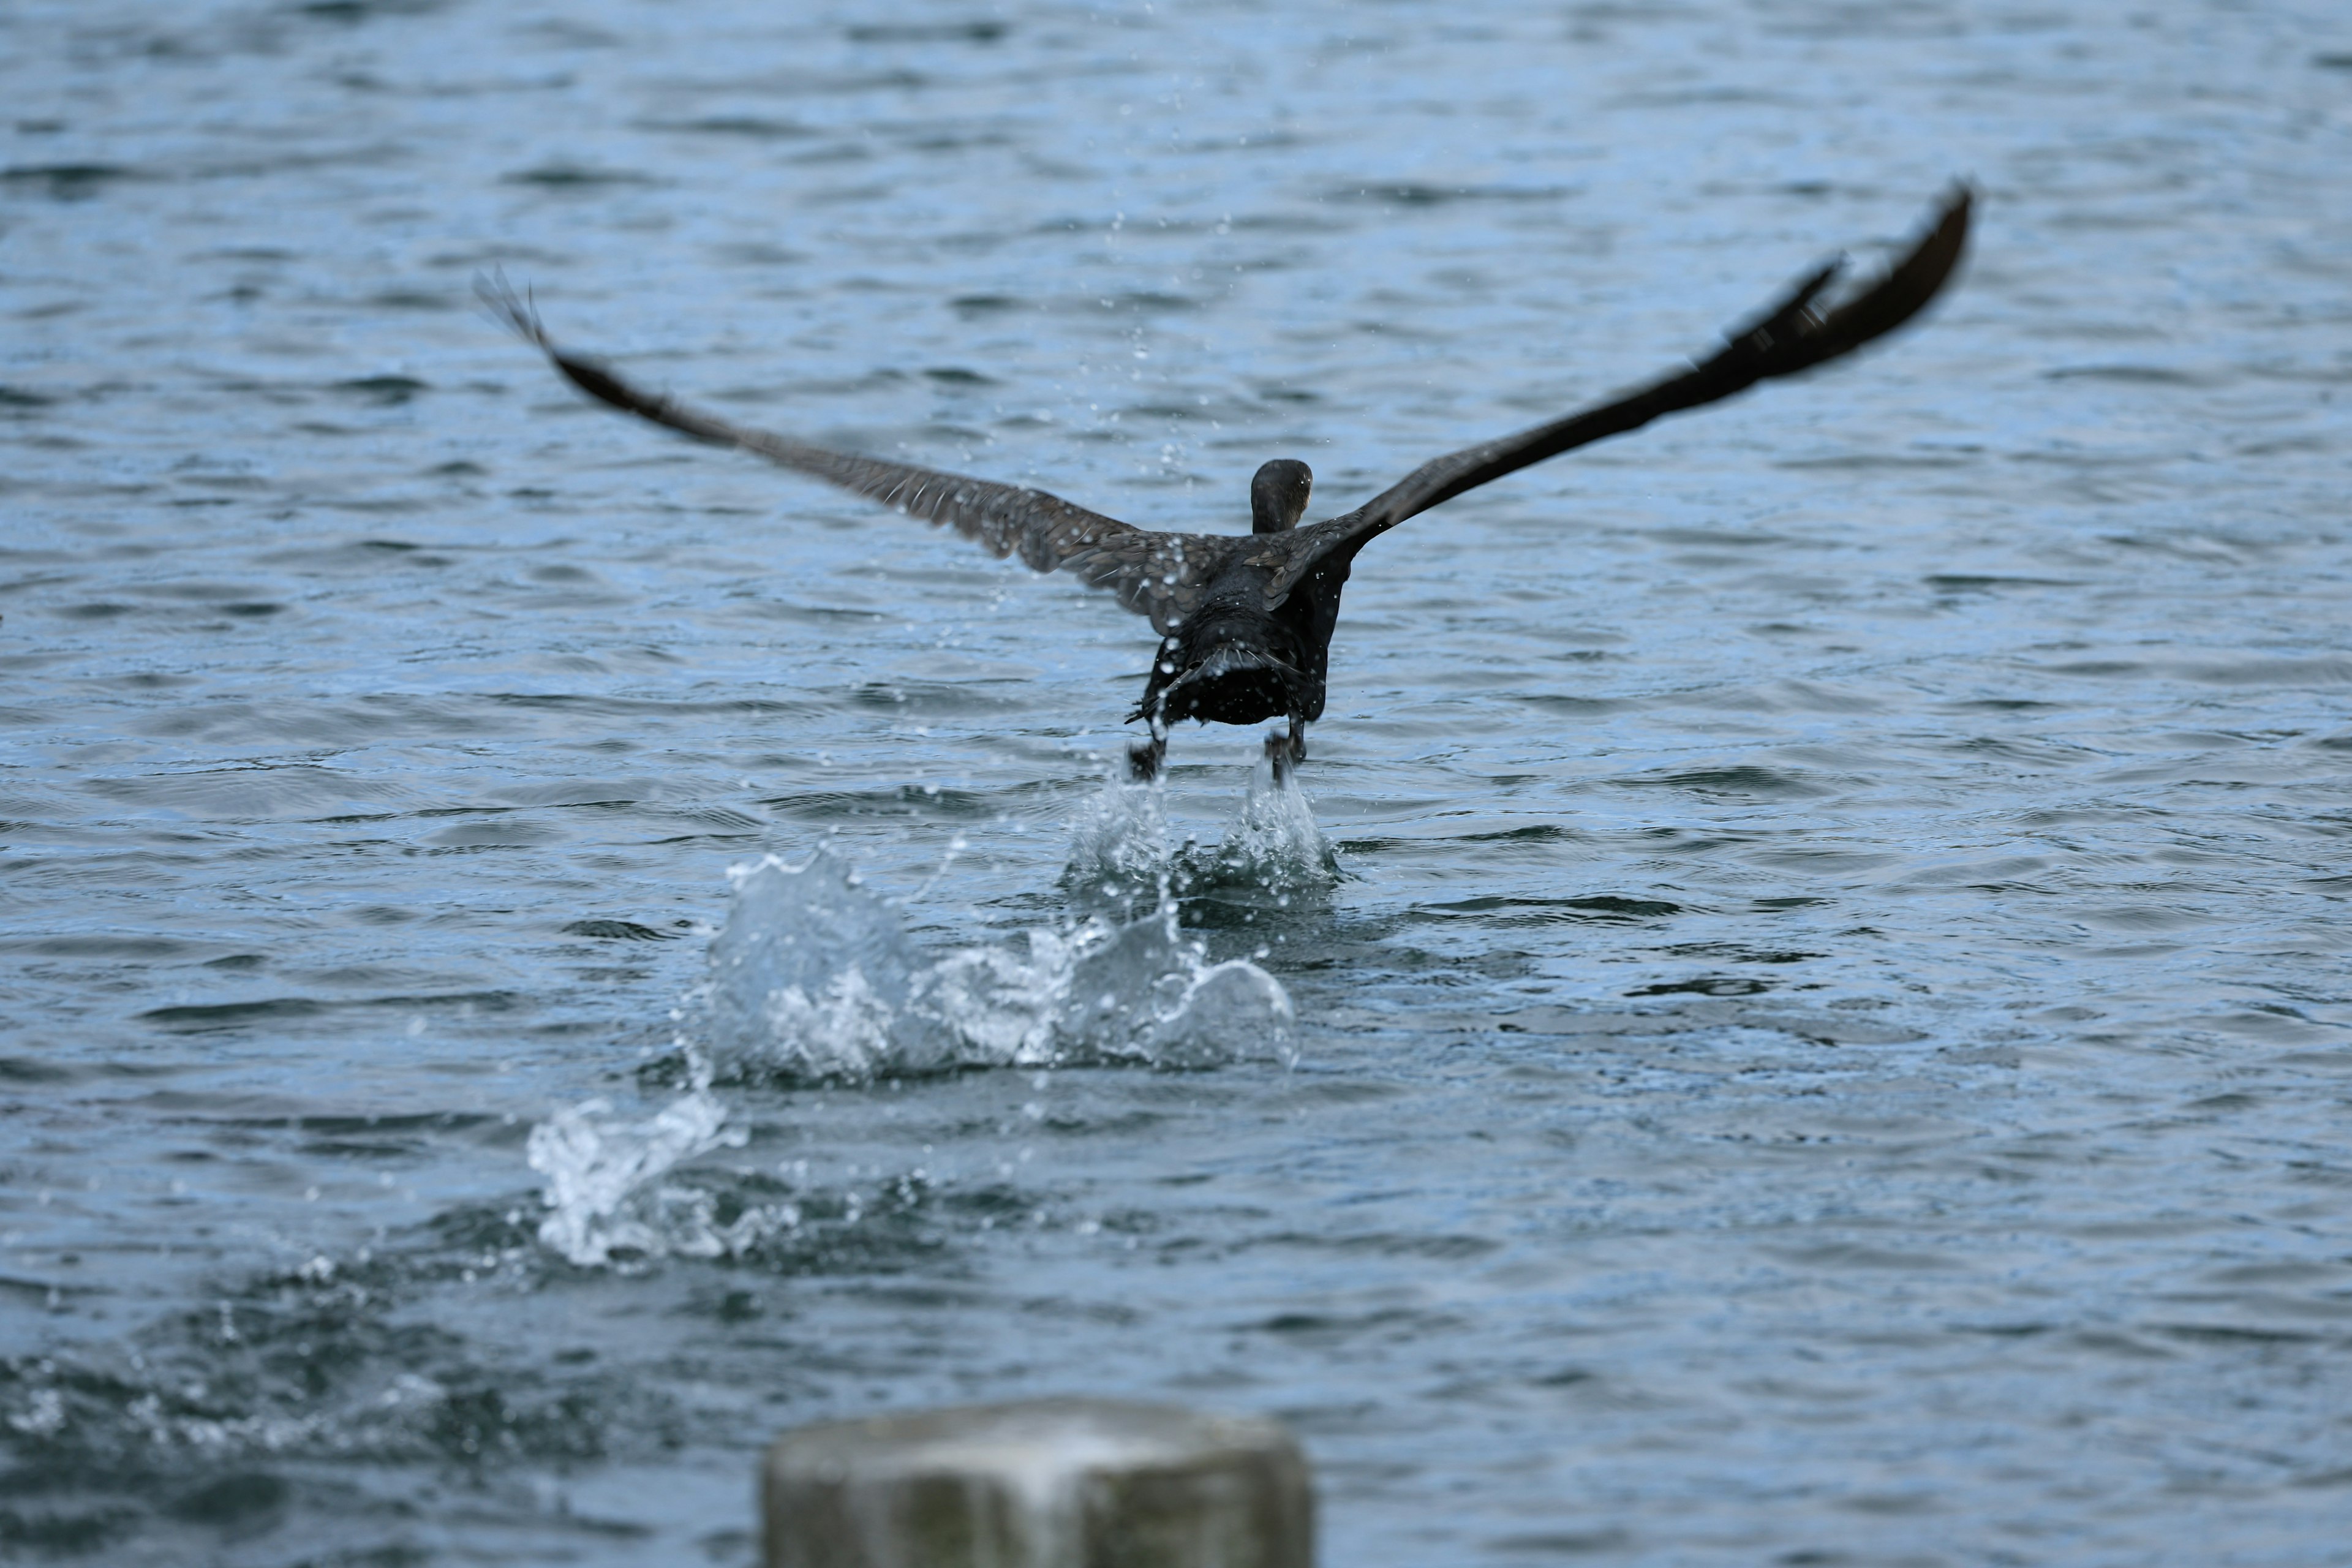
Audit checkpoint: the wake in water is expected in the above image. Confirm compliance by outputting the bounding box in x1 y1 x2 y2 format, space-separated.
527 759 1324 1266
1065 744 1341 909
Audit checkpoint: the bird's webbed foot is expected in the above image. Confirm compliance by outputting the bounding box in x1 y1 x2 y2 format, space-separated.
1127 731 1167 783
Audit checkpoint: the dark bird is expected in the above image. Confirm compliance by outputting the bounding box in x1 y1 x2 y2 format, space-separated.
487 187 1969 783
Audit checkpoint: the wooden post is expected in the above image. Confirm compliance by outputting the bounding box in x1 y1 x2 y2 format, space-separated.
763 1396 1314 1568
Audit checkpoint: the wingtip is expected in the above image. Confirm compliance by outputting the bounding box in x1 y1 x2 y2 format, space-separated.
1933 179 1974 249
472 274 650 420
475 267 551 351
1910 180 1975 283
1899 178 1975 303
1787 183 1973 363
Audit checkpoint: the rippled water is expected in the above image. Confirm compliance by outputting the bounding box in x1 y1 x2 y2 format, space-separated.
6 1 2352 1562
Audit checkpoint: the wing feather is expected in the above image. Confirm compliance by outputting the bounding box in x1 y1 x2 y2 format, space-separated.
1259 186 1972 604
481 278 1238 635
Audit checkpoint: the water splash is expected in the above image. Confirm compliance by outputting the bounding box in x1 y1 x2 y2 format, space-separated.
529 821 1299 1267
527 1079 799 1267
1193 745 1342 894
701 850 1293 1083
1063 747 1340 908
1063 772 1173 898
705 850 922 1080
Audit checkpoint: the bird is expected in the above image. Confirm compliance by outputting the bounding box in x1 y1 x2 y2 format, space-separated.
486 187 1970 784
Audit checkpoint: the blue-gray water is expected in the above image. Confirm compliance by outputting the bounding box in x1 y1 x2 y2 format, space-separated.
6 1 2351 1563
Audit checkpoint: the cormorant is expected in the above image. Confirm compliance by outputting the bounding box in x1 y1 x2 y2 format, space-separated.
487 187 1969 782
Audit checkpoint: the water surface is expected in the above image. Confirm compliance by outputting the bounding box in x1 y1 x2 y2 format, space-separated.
5 1 2352 1563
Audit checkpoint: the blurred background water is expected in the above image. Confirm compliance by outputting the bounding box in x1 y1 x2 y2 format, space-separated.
4 1 2351 1563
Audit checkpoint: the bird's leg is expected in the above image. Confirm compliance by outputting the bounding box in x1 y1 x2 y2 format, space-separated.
1264 716 1305 786
1127 717 1167 783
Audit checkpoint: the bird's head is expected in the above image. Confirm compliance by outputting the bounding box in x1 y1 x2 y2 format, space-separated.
1249 459 1313 535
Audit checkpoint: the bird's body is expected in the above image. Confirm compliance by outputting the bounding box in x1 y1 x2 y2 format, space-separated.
1136 456 1338 737
490 189 1970 781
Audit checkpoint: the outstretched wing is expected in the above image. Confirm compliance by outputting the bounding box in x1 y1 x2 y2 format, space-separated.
1257 186 1973 604
481 279 1240 636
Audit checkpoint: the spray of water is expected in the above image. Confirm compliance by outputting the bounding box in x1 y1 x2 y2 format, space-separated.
528 756 1323 1267
526 1058 802 1267
1197 744 1342 892
701 849 1294 1082
1065 745 1340 907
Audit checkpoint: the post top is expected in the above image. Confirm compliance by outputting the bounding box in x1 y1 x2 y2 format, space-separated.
767 1397 1292 1497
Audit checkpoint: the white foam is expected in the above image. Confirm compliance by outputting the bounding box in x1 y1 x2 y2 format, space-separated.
1063 773 1173 895
700 850 1293 1083
1063 748 1339 905
526 1084 798 1267
1201 745 1341 891
529 777 1310 1266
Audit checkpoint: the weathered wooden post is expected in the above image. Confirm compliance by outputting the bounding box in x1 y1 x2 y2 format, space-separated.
763 1396 1314 1568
